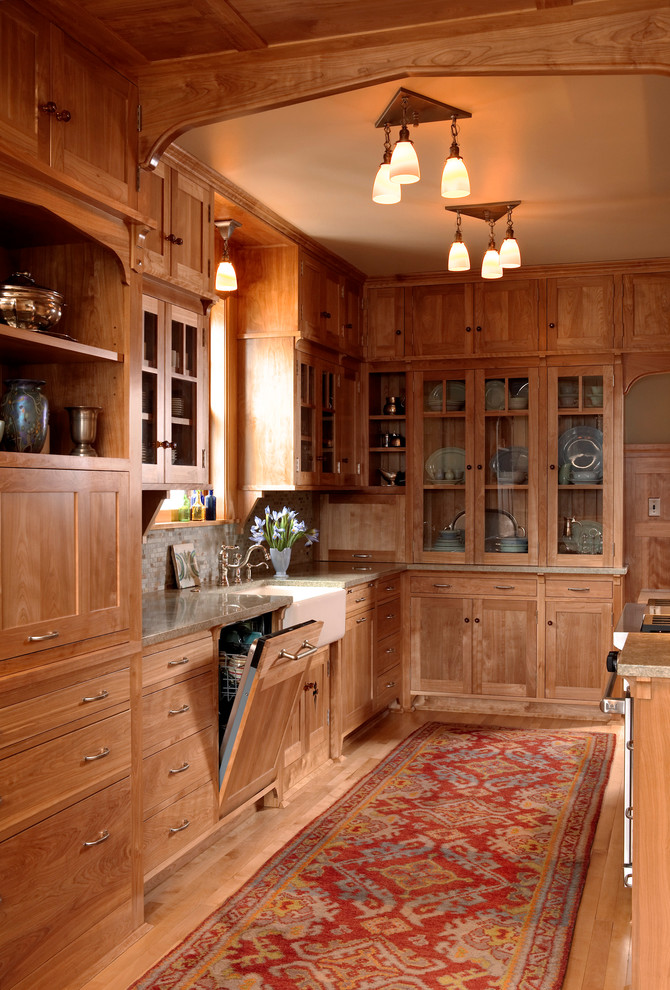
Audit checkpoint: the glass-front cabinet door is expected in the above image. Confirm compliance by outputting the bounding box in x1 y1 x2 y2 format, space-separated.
476 369 538 564
547 366 614 566
418 371 474 559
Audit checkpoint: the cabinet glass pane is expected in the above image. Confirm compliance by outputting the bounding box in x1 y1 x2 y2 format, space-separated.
142 309 158 466
555 374 604 557
482 377 530 556
321 370 335 475
299 361 315 473
423 378 467 552
169 317 199 468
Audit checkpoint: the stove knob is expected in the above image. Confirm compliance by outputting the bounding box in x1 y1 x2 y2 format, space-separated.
606 649 619 673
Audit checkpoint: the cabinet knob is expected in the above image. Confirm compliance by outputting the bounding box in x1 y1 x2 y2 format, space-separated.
549 464 556 470
547 620 553 626
466 464 472 471
465 326 472 333
166 233 184 245
477 464 482 470
549 322 555 328
344 323 353 329
395 329 402 336
476 326 482 332
464 617 470 623
320 311 332 319
39 101 71 122
474 617 480 623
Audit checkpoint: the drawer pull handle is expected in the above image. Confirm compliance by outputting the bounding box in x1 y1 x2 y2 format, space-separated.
355 596 367 602
494 585 515 590
82 689 109 703
83 746 110 762
168 656 190 666
169 819 190 834
385 613 395 619
385 585 395 591
567 587 590 592
385 647 396 654
168 704 190 715
352 554 371 558
169 761 191 775
385 680 396 688
433 584 452 589
278 640 319 662
356 616 367 624
27 630 59 642
83 829 110 847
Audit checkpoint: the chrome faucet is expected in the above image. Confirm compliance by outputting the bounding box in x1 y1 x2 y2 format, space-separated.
240 543 270 581
218 543 270 585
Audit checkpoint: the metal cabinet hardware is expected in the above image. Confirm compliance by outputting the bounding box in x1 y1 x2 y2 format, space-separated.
168 704 190 715
385 680 397 688
83 829 110 847
169 762 190 775
278 640 319 662
352 553 372 558
83 746 110 762
82 689 109 703
385 647 396 654
28 630 59 642
494 585 515 590
169 819 190 834
385 612 395 619
356 616 367 624
433 583 452 589
567 587 590 592
39 100 71 122
168 656 190 666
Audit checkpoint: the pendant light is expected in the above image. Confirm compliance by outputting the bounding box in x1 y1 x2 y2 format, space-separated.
388 95 420 184
499 207 521 268
481 215 503 279
214 219 241 292
448 211 470 271
372 123 401 204
441 116 470 199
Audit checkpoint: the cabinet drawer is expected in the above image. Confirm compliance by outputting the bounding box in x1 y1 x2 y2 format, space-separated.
375 632 401 675
410 575 537 598
143 672 214 756
143 635 214 690
375 598 401 641
143 780 217 876
345 583 376 614
544 578 614 599
0 777 133 989
375 664 401 707
376 575 402 603
143 728 215 817
0 665 130 756
0 710 131 841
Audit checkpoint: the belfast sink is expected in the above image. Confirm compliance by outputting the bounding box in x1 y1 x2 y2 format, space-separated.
249 584 346 646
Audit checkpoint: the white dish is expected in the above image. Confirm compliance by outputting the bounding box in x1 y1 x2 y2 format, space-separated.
427 383 443 411
558 426 603 473
485 379 506 410
490 446 529 483
428 380 466 411
425 446 466 481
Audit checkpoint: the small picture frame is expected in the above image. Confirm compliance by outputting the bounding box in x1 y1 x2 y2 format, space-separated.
171 542 200 589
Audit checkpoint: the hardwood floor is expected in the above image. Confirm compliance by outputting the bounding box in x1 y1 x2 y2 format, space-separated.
79 710 631 990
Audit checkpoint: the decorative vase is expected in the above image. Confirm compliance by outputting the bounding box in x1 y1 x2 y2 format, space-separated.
0 379 49 453
65 405 101 456
269 547 291 579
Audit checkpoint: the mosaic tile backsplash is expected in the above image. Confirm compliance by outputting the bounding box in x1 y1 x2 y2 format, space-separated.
142 492 321 592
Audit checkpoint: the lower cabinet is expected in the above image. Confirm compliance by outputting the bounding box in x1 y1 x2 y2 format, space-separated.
141 632 218 881
339 581 376 744
282 644 331 790
374 576 403 710
0 644 138 990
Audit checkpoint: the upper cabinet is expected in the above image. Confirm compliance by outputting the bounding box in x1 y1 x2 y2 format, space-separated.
299 252 342 352
139 158 214 295
0 1 138 209
622 271 670 351
546 274 615 353
365 286 407 360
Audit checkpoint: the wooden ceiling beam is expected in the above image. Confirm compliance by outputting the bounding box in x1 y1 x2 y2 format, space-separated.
137 0 670 167
191 0 268 51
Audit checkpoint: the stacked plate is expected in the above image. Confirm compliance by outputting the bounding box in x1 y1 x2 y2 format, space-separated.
432 529 465 552
172 397 185 417
494 536 529 553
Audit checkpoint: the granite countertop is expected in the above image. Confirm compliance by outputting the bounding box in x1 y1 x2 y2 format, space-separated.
617 632 670 679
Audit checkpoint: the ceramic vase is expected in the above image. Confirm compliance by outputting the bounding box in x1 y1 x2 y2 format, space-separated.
269 547 291 579
0 379 49 453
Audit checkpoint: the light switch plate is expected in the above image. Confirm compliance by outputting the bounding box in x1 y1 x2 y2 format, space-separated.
649 497 661 516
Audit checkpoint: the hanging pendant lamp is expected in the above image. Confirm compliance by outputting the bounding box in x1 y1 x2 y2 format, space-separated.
214 219 241 292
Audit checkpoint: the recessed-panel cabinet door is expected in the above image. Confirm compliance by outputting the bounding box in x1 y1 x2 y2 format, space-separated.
0 469 130 662
410 595 472 695
544 600 612 701
0 1 48 166
473 279 539 354
472 597 537 697
411 282 472 357
546 274 615 352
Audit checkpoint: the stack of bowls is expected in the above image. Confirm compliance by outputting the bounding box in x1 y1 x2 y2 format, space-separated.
558 381 579 407
496 536 529 553
432 529 465 552
587 385 604 407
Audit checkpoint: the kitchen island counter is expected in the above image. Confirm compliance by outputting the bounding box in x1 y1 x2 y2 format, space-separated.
616 631 670 678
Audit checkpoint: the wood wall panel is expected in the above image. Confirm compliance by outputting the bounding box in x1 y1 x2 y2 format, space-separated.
624 445 670 603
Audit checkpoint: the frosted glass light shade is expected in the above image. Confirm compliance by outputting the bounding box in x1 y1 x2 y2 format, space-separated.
481 248 503 279
372 163 401 203
499 236 521 268
215 260 237 291
448 239 470 271
389 140 420 183
441 156 470 198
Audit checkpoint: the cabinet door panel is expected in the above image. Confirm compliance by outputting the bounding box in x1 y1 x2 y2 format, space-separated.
623 272 670 350
0 470 130 662
473 598 537 697
545 601 612 701
547 275 614 352
474 280 539 353
412 283 471 356
341 609 374 733
365 286 405 359
139 160 171 279
171 169 212 292
410 596 471 694
0 1 48 165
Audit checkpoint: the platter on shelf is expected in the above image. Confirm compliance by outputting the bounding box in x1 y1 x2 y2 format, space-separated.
426 381 466 412
450 507 524 539
558 426 603 475
485 379 506 410
425 446 465 482
490 446 528 484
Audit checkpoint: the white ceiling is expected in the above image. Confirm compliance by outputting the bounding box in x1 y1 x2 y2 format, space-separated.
178 74 670 277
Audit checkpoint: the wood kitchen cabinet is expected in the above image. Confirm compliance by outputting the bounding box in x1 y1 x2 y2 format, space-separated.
0 1 137 208
365 285 407 359
139 154 214 295
367 368 408 490
282 644 331 790
141 293 209 488
545 273 615 353
300 251 342 351
409 574 538 704
622 270 670 351
374 577 403 712
342 277 364 358
335 582 375 752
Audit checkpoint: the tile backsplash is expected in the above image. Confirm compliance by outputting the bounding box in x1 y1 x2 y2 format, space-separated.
142 492 321 592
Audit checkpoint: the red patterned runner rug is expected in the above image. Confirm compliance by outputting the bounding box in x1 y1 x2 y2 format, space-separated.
132 722 615 990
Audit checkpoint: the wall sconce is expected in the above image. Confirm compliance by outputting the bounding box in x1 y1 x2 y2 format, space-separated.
374 88 471 201
372 123 402 203
214 219 241 291
446 202 521 278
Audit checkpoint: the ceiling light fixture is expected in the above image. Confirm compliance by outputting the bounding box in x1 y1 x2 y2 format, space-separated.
214 219 241 291
374 88 471 200
445 202 521 279
441 116 470 199
372 123 401 204
447 211 470 272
